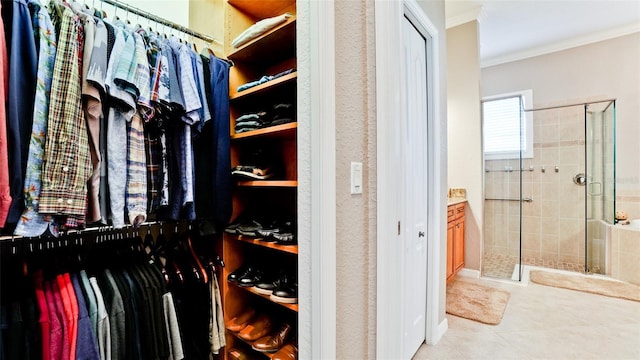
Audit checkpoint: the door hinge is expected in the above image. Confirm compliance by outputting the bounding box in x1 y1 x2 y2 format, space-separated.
398 221 401 235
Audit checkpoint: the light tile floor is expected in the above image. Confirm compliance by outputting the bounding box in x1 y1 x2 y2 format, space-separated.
414 272 640 360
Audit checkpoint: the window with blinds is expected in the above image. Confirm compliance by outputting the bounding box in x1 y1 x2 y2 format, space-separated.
482 90 533 160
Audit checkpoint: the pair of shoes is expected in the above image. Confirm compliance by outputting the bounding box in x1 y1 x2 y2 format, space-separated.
270 274 298 304
237 313 274 341
228 264 266 287
272 343 298 360
231 165 274 180
252 323 292 353
256 219 296 245
226 308 256 332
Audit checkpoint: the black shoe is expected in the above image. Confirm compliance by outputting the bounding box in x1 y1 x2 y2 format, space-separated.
253 268 285 295
256 219 293 242
237 220 263 237
270 274 298 304
271 232 296 245
228 264 253 283
238 266 265 287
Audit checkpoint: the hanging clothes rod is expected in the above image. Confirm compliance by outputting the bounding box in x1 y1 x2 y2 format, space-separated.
485 197 533 202
99 0 216 43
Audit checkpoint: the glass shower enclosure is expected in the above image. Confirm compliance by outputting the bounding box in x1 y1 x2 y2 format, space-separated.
482 98 616 281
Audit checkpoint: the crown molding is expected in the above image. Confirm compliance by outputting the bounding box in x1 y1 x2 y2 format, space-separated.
482 22 640 68
446 5 483 29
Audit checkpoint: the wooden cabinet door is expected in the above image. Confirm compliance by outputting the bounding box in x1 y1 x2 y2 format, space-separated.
447 220 454 280
453 216 465 272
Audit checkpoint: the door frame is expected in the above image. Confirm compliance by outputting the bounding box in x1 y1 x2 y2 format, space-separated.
376 0 446 357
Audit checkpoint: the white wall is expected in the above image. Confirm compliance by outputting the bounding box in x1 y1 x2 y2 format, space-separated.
107 0 190 28
446 21 483 271
482 33 640 220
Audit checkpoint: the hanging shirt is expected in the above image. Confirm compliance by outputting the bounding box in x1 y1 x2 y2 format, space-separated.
78 270 98 339
106 26 135 228
14 0 58 237
125 32 150 226
33 271 50 360
70 274 100 360
44 280 63 360
0 1 12 228
39 4 92 219
85 19 108 223
3 0 38 226
162 293 184 360
89 277 110 360
209 55 232 225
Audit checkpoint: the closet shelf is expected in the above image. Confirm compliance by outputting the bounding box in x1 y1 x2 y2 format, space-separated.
233 282 299 312
230 72 297 100
231 122 297 140
227 17 296 64
227 0 295 20
230 234 298 255
237 180 298 188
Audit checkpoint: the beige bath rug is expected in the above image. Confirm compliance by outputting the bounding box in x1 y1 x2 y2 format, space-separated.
446 280 510 325
530 270 640 302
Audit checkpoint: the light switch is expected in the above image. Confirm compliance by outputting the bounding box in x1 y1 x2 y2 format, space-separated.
351 162 363 194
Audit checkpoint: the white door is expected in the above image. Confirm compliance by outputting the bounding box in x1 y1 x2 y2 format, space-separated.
401 15 429 360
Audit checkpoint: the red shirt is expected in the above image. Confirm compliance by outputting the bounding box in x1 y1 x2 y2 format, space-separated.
33 271 50 360
64 273 79 360
44 280 63 360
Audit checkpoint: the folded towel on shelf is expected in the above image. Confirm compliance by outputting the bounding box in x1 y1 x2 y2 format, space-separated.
232 13 292 48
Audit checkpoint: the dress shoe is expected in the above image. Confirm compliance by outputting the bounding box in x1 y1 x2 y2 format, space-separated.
228 347 261 360
270 274 298 304
253 268 284 295
238 314 273 341
228 264 252 283
238 266 265 287
226 308 256 332
272 343 298 360
252 323 292 353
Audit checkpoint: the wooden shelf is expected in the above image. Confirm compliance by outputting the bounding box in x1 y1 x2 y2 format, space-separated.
233 282 299 312
230 72 297 100
231 234 298 255
237 180 297 187
231 122 297 140
227 0 295 20
228 18 296 64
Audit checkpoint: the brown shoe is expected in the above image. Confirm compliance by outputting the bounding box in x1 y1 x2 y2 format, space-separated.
226 308 256 332
251 323 292 352
272 343 297 360
238 314 273 341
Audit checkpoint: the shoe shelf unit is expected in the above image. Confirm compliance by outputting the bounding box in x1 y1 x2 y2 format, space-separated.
230 234 298 255
222 0 298 359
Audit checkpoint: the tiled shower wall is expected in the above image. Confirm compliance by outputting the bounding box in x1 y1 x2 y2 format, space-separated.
484 104 587 266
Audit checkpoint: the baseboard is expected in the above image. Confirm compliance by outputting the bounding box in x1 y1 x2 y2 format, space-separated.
457 268 480 279
426 318 448 345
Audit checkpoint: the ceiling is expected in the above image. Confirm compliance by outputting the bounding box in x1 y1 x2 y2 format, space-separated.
445 0 640 67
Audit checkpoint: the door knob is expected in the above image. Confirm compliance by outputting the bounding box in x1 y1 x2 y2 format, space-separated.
418 231 425 237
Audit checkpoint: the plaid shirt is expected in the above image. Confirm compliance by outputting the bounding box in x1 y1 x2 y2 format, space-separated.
126 110 147 226
39 5 91 217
